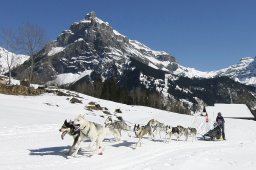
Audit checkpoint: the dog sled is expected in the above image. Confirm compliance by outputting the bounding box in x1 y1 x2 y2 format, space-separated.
202 122 222 141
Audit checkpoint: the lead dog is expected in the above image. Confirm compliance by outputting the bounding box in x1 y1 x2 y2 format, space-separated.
59 120 80 155
70 115 119 157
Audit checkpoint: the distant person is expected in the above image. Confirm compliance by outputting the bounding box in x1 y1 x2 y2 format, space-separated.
216 112 226 140
204 111 211 134
205 112 209 123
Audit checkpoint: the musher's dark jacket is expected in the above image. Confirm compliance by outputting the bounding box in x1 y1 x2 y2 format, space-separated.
216 115 225 125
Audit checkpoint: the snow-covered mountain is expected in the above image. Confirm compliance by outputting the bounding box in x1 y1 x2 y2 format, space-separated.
12 11 256 87
215 57 256 86
173 57 256 87
0 47 29 74
13 11 176 84
11 11 256 115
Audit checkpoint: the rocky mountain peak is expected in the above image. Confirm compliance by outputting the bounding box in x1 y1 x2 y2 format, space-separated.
13 12 177 86
86 11 97 20
239 57 255 64
56 11 124 46
8 12 256 115
48 12 177 81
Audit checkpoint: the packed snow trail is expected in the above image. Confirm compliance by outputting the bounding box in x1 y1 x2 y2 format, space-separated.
0 93 255 170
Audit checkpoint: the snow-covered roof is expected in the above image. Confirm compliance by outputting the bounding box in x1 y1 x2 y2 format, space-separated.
206 103 254 119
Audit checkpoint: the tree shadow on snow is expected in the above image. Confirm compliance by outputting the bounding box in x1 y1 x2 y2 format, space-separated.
29 145 70 158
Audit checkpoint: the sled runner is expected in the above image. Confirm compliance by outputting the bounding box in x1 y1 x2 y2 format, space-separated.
202 122 222 141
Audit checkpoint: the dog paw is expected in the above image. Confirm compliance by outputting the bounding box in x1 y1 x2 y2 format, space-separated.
67 154 81 159
67 155 74 159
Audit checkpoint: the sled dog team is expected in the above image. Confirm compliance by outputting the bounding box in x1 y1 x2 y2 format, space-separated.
59 115 197 157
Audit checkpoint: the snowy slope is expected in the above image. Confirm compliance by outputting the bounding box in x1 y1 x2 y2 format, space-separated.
215 57 256 86
0 90 255 170
173 64 216 78
0 47 29 74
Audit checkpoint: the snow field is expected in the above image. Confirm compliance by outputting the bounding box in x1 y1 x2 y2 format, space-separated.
0 91 255 170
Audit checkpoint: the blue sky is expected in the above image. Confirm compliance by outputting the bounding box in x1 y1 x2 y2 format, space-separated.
1 0 256 71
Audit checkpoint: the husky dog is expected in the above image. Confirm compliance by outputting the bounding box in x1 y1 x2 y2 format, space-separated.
71 115 115 157
133 124 153 147
59 119 79 139
59 120 80 155
104 116 132 137
146 119 158 137
134 124 151 138
166 125 186 141
146 119 161 129
146 119 166 139
184 127 197 141
133 124 140 138
153 122 166 139
165 125 172 142
175 125 186 141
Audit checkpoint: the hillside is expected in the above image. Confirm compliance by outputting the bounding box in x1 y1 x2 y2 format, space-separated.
0 90 255 170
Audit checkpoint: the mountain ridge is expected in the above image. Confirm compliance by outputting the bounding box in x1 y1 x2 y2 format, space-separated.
174 57 256 87
7 11 256 115
12 11 176 84
3 12 255 87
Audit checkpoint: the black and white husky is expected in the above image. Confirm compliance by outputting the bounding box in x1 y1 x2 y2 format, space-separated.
184 127 197 141
133 124 153 148
153 122 166 139
166 126 197 142
146 119 166 139
104 116 132 137
59 119 79 140
166 125 186 141
59 120 80 155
